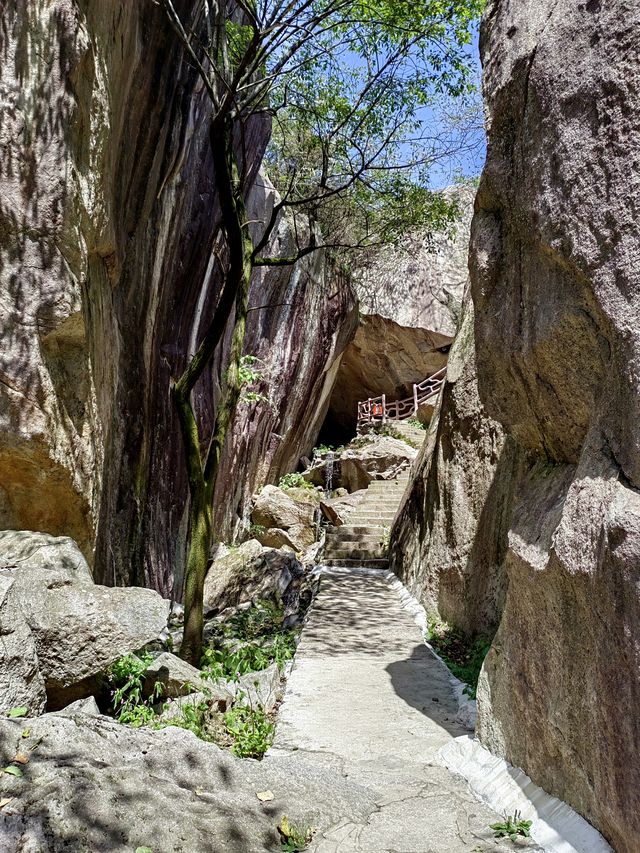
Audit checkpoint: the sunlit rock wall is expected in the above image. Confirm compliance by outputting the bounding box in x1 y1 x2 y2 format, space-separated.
0 2 356 596
353 184 474 335
390 1 640 847
471 1 640 850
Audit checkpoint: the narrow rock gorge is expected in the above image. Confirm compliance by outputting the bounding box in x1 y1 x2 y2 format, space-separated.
1 1 637 851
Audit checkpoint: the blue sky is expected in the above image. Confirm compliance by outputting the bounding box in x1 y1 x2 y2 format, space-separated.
428 27 486 189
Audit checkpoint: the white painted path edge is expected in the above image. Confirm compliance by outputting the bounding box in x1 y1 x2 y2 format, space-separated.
311 566 613 853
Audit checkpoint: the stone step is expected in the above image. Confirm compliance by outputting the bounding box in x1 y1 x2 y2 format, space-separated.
323 547 388 561
350 513 397 523
325 531 387 543
362 487 406 493
322 558 389 569
359 499 404 508
367 479 410 488
327 524 384 534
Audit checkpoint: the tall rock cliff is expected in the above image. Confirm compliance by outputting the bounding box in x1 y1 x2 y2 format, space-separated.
392 1 640 849
472 2 640 849
0 3 356 596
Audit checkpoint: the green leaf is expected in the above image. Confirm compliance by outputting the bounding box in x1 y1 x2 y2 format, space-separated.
7 707 28 718
3 766 23 777
135 847 153 853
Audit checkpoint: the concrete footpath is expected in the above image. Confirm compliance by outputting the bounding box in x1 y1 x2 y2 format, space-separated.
271 569 539 853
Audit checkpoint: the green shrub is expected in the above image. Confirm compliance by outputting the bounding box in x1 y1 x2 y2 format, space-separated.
201 643 272 682
407 417 426 430
167 696 219 742
226 599 283 640
224 703 274 758
278 472 314 490
107 653 164 727
202 601 298 679
312 444 334 456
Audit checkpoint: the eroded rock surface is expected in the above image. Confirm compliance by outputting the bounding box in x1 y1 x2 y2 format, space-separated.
387 4 640 848
0 531 169 713
0 573 47 716
0 714 375 853
0 5 357 596
0 531 92 582
468 2 640 850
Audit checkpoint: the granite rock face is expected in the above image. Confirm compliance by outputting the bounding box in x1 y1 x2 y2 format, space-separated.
250 484 318 553
0 5 357 595
389 295 520 636
353 184 474 333
470 2 640 850
0 714 375 853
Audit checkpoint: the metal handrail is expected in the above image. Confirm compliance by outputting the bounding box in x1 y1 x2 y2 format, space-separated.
357 366 446 428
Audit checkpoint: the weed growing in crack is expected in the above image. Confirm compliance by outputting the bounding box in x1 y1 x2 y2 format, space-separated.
490 810 533 842
278 815 314 851
224 698 275 758
107 653 165 727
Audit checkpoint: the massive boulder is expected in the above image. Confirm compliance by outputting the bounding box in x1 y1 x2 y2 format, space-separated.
353 183 475 333
251 484 318 552
466 2 640 850
323 314 451 439
21 571 170 709
0 533 169 713
0 4 357 597
320 489 367 526
304 436 417 493
203 540 304 616
389 295 520 636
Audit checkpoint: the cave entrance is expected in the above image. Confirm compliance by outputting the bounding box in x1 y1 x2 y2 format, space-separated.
318 314 452 448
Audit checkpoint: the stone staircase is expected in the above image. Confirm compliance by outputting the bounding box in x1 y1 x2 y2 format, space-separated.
322 475 410 568
390 421 428 448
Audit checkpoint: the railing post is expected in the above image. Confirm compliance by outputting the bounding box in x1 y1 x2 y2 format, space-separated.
382 393 386 425
413 384 418 415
